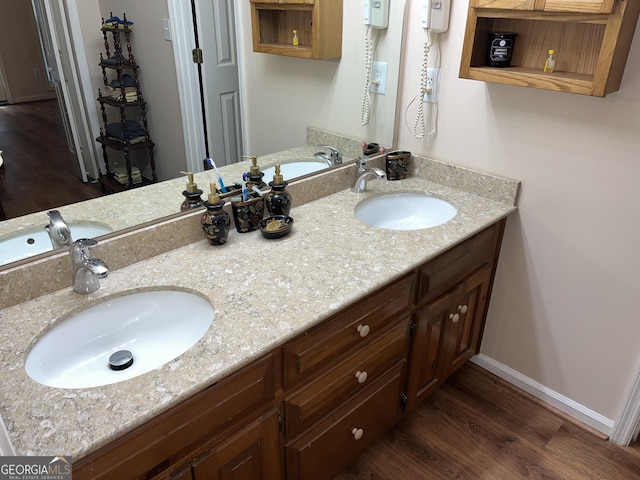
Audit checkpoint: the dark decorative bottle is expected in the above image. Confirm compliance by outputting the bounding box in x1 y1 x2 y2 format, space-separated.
265 164 291 217
201 182 230 245
180 171 204 211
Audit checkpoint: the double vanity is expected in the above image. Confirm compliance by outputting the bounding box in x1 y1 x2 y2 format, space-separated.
0 149 519 479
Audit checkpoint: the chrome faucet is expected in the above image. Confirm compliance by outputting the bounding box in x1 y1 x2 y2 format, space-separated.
351 155 386 193
314 145 342 166
70 239 109 294
45 210 72 249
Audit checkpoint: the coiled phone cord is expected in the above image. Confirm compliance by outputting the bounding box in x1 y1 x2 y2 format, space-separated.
361 26 375 126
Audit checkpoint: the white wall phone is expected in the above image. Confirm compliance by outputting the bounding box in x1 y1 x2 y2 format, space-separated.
422 0 450 33
408 0 450 138
363 0 389 30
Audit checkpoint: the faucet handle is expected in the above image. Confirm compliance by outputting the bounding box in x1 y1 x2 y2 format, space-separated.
316 145 342 164
70 238 98 259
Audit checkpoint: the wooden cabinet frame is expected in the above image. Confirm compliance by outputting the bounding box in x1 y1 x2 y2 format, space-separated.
459 0 640 96
249 0 343 59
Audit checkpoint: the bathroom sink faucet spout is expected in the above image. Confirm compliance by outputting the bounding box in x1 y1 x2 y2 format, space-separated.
351 156 386 193
45 210 72 249
314 145 342 166
71 239 109 294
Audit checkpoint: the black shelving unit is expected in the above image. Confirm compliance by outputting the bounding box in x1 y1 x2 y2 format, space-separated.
96 13 156 193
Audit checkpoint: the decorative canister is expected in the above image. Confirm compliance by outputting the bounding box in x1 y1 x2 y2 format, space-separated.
385 151 411 180
231 195 265 233
487 32 518 67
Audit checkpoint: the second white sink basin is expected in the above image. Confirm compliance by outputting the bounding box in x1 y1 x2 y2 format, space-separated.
25 289 214 389
0 222 112 266
262 161 329 181
355 193 457 230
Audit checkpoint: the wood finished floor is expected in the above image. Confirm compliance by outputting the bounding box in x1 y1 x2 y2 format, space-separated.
0 100 103 220
335 364 640 480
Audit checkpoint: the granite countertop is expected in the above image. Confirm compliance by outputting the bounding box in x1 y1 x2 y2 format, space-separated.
0 145 343 238
0 162 518 458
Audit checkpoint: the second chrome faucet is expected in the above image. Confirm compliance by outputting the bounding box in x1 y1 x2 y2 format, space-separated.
351 155 386 193
70 239 109 294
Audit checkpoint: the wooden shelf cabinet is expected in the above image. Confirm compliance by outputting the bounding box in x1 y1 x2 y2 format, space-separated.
459 0 640 96
249 0 343 59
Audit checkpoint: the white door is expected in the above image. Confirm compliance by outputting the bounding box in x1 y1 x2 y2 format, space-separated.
196 0 243 166
34 0 99 181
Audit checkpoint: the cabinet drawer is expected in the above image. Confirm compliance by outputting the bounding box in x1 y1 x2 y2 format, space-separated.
284 274 413 388
285 361 405 480
284 317 408 438
74 353 277 480
415 224 497 306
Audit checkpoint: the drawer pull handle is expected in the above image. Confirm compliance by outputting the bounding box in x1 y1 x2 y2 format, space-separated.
449 313 460 323
355 371 368 384
458 304 468 314
356 324 370 338
351 428 364 440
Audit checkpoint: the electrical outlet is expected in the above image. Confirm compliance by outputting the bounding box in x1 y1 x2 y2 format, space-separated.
33 68 41 79
370 61 388 95
423 67 441 104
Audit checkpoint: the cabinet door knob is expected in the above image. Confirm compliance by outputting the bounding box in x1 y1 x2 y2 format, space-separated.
449 313 460 323
356 324 370 338
458 304 468 314
355 371 368 384
351 428 364 440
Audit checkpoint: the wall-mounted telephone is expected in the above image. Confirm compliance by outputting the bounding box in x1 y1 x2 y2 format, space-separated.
422 0 450 33
364 0 389 29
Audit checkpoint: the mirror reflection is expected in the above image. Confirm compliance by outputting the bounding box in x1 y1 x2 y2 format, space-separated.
0 0 405 269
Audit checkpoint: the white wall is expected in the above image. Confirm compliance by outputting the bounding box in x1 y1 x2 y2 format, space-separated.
237 1 406 155
397 0 640 427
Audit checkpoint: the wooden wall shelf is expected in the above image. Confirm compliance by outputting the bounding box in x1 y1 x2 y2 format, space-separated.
250 0 343 59
459 0 640 96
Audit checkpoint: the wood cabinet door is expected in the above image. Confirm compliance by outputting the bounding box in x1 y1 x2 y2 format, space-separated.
473 0 615 12
405 289 455 412
191 409 282 480
442 266 492 379
472 0 536 9
541 0 616 13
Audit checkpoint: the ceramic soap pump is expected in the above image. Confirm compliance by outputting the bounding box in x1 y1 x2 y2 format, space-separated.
265 164 291 216
180 171 204 211
201 182 230 245
242 154 267 189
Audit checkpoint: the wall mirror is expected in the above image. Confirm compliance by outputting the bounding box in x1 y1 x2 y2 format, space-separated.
0 0 406 270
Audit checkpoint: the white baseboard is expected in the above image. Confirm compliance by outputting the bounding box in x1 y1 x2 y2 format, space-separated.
471 354 614 437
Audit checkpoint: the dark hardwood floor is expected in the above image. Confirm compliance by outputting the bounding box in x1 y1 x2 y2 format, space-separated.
0 100 103 220
335 364 640 479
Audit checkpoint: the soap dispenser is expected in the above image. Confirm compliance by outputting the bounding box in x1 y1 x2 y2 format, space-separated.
201 182 230 245
242 155 267 190
265 164 292 217
180 171 204 211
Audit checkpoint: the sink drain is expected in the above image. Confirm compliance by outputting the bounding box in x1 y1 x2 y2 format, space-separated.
109 350 134 371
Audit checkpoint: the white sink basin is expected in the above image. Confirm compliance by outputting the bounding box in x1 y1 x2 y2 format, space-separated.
0 223 112 266
263 161 329 181
25 289 214 389
355 193 457 230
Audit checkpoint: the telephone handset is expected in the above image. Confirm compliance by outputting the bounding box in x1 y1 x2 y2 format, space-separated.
422 0 450 33
363 0 389 29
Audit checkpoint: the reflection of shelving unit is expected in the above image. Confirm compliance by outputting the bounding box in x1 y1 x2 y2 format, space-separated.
96 14 156 193
249 0 343 59
459 0 640 96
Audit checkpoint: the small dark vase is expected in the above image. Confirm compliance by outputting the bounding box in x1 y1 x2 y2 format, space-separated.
265 180 291 216
201 200 230 245
181 189 204 211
